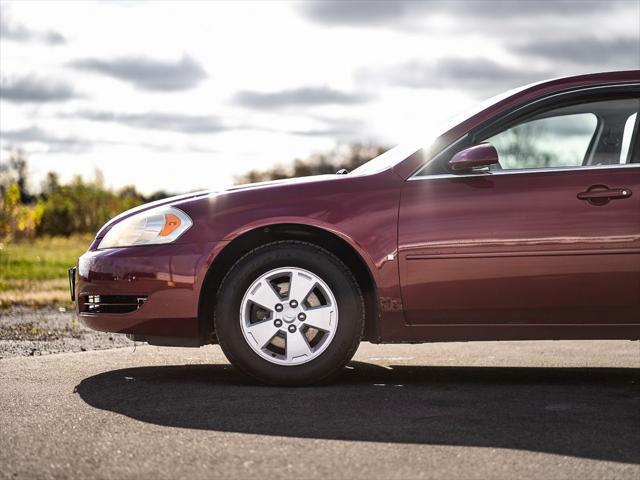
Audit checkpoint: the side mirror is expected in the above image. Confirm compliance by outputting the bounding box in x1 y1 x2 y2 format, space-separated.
448 143 499 172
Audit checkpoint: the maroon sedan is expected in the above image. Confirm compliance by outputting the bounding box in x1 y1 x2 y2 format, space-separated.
72 71 640 385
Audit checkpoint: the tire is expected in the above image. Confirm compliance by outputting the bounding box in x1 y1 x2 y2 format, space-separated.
214 241 364 386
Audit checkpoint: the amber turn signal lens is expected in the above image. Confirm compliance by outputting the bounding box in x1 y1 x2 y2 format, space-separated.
159 213 182 237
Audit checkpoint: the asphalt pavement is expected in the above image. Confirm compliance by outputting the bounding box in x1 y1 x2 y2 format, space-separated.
1 340 639 479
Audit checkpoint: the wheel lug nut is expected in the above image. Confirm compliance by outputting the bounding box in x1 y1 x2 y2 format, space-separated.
289 300 298 308
274 319 283 327
298 312 306 321
275 304 283 312
288 325 296 333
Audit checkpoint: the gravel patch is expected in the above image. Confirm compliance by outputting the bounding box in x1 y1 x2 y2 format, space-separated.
0 306 131 359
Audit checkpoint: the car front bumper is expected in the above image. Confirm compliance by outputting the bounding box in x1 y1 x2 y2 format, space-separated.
74 241 224 338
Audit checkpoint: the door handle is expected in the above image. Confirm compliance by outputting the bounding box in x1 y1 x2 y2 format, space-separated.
577 185 632 205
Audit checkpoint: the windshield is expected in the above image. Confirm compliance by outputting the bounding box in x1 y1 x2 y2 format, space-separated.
350 83 535 176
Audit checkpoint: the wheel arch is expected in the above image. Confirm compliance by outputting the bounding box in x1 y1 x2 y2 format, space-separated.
198 223 380 342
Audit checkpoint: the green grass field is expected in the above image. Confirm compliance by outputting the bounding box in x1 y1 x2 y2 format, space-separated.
0 235 93 307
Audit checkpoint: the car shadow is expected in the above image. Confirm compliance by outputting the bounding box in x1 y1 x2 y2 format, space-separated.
75 362 640 464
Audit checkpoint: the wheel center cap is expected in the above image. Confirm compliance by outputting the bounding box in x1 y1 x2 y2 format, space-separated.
283 310 296 323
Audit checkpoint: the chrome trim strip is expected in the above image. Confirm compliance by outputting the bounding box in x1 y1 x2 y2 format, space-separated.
408 163 640 181
406 248 640 260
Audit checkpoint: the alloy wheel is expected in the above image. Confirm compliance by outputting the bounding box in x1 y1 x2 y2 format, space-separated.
239 266 338 366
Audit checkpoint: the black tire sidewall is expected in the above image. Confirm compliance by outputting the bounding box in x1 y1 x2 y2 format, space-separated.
214 242 363 385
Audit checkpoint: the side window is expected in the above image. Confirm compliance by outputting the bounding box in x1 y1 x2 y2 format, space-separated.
486 114 597 170
414 95 640 177
480 97 639 171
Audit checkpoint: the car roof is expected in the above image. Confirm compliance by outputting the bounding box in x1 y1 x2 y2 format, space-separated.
498 71 640 109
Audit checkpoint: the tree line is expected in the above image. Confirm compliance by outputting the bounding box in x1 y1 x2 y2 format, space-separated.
233 143 386 184
0 151 171 239
1 143 386 240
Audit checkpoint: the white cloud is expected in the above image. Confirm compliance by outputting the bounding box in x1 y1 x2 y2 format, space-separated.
0 0 638 194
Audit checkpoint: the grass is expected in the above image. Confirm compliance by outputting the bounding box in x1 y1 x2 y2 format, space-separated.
0 234 93 308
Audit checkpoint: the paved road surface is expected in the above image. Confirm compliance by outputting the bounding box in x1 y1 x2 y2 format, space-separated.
1 340 639 479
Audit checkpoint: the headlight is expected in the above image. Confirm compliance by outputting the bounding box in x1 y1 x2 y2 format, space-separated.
98 206 193 249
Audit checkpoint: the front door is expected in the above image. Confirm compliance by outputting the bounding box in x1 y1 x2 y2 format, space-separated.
398 95 640 327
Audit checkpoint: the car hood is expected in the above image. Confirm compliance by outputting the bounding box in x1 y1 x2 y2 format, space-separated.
95 175 343 238
224 174 340 192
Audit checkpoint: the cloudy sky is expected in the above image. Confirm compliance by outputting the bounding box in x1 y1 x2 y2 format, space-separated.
1 0 639 194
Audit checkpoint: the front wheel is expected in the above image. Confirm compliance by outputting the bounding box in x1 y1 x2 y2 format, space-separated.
214 241 364 385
